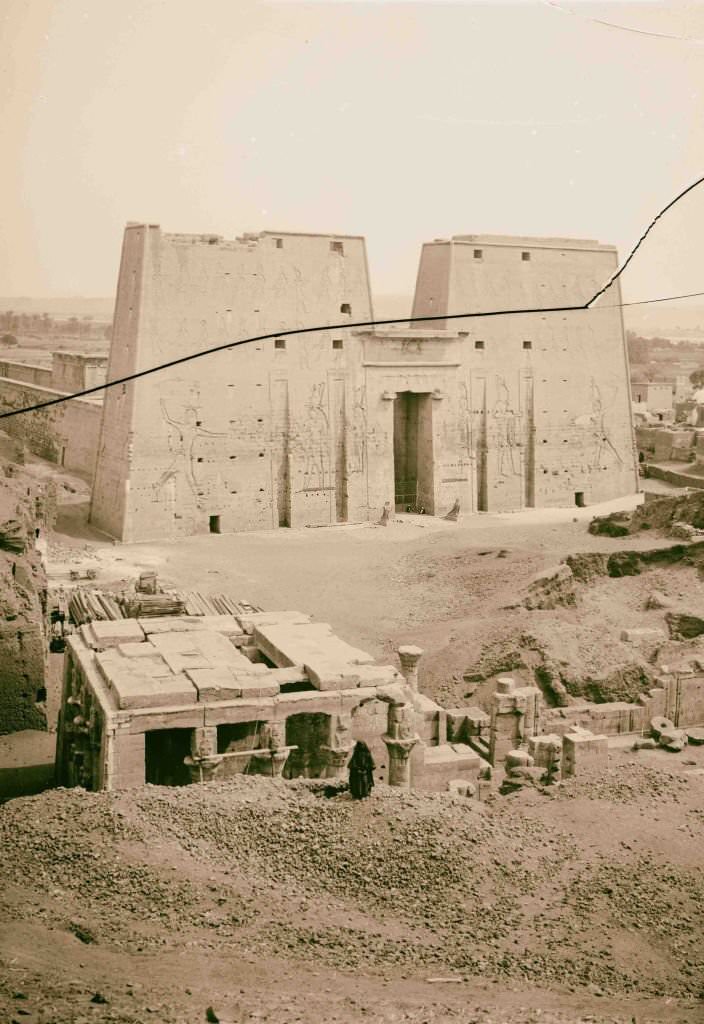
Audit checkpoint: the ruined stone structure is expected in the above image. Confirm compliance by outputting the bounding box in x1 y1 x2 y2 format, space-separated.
89 226 637 540
0 351 107 479
55 613 481 792
56 604 704 793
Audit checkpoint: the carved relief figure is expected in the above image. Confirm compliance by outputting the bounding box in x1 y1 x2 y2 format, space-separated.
491 376 520 478
301 381 330 489
154 391 227 507
575 379 623 470
349 385 369 475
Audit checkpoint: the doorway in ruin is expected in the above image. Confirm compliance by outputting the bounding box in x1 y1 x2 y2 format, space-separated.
145 728 192 786
283 712 331 779
393 392 434 513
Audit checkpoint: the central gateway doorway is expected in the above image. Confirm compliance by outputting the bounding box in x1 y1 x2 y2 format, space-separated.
393 392 434 513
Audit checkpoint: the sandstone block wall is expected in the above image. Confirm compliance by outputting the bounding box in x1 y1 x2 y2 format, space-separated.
90 226 373 540
411 235 638 511
89 226 638 540
0 379 102 479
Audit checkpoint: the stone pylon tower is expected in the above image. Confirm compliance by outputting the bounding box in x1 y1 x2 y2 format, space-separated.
90 224 373 541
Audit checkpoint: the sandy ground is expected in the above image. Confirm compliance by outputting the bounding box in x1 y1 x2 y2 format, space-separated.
3 460 704 1020
1 746 703 1024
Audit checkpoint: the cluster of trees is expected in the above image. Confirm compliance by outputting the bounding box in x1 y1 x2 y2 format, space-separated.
0 310 111 341
626 330 704 363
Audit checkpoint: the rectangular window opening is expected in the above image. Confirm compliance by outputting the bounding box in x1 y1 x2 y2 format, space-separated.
473 249 483 259
333 338 343 350
523 340 532 350
330 241 344 255
522 251 531 261
275 238 283 249
209 515 221 534
575 492 585 508
474 340 485 350
274 338 286 350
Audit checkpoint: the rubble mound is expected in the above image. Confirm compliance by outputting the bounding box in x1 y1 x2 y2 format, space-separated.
0 767 703 1022
589 491 704 538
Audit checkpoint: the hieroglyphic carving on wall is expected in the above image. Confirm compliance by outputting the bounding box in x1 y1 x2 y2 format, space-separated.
154 388 227 507
490 376 522 478
301 381 331 490
349 385 369 476
573 379 624 471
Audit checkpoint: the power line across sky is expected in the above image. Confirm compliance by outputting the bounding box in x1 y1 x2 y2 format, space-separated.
1 174 703 422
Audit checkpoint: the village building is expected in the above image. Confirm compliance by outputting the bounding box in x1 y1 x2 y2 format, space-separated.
88 225 638 540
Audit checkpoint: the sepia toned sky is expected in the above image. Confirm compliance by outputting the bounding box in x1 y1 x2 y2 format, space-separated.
2 0 704 305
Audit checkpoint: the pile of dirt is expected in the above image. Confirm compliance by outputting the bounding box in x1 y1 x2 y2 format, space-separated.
1 763 703 1022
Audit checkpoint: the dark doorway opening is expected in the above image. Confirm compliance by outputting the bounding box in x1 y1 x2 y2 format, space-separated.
209 515 221 534
393 392 434 513
283 713 331 779
217 721 260 754
574 492 585 508
145 728 192 786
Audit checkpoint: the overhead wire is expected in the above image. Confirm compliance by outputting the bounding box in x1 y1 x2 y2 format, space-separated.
1 175 703 421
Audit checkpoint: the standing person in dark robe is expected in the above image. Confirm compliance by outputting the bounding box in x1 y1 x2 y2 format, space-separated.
348 740 375 799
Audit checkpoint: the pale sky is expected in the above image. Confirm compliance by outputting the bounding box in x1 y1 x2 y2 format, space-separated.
2 0 704 304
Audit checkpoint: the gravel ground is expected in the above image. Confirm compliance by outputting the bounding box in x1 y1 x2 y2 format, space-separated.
1 750 703 1023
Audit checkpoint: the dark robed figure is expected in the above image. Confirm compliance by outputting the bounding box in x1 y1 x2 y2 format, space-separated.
348 740 375 799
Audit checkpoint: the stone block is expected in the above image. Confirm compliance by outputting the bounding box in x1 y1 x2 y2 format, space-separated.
620 628 667 643
236 677 280 698
415 742 481 793
84 619 145 650
237 610 312 636
528 734 563 768
148 630 259 675
185 667 242 702
496 676 517 694
561 730 608 778
111 730 145 789
96 649 198 709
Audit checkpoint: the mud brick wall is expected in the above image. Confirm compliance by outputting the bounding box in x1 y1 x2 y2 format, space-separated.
0 378 102 480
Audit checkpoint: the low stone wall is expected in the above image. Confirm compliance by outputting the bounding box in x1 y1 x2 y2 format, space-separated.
0 362 52 388
646 464 704 490
0 378 102 480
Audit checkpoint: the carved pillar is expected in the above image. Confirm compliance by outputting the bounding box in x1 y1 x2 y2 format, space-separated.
185 726 223 783
397 645 423 692
321 744 352 779
321 714 353 779
249 721 295 778
383 700 419 789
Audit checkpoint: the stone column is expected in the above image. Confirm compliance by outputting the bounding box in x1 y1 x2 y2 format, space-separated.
249 721 295 778
397 645 423 692
384 737 418 788
383 700 419 789
321 744 352 779
185 726 223 783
